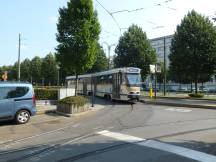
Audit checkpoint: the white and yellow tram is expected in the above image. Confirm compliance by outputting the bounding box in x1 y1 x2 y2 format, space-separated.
66 67 141 100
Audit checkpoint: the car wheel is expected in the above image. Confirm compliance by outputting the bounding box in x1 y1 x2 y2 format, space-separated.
15 110 30 124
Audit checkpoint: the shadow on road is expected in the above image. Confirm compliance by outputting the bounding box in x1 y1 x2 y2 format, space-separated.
1 137 215 162
0 120 16 126
164 140 216 155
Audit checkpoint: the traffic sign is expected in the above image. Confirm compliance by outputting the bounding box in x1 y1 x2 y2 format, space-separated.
2 71 8 81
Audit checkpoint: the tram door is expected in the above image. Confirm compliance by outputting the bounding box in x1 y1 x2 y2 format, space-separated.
112 73 121 99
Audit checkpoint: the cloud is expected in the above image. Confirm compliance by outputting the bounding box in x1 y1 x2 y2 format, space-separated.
48 16 58 23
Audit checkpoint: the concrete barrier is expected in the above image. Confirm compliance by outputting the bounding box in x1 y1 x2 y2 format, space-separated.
56 104 89 117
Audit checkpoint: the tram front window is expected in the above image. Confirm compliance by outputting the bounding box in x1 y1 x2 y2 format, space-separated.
126 74 141 87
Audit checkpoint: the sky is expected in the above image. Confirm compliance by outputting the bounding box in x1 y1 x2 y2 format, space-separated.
0 0 216 66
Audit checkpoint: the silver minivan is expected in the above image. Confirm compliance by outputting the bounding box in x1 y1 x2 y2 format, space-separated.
0 82 36 124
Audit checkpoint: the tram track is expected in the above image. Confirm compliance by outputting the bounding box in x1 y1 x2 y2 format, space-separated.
2 125 216 162
1 101 216 161
0 133 98 162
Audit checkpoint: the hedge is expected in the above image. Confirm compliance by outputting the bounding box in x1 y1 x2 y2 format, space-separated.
58 96 88 107
34 88 58 100
188 93 204 98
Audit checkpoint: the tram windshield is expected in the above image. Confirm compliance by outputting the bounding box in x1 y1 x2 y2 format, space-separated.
126 73 141 87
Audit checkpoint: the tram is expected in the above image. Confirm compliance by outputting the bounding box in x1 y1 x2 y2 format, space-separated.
66 67 141 100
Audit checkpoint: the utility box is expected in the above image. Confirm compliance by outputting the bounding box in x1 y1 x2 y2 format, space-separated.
58 88 75 100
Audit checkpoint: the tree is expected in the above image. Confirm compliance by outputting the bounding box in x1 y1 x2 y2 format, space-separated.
56 0 101 95
88 45 108 73
31 56 42 85
114 24 157 79
41 53 58 85
21 58 31 82
169 10 216 93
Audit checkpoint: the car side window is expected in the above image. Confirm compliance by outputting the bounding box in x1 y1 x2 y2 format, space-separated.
0 87 9 100
0 87 29 100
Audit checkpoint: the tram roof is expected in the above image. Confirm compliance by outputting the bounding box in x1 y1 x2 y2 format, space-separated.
66 67 141 80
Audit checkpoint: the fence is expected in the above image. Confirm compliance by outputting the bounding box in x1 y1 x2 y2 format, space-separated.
141 83 216 99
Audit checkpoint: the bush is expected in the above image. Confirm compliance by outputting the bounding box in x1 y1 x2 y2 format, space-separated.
34 88 58 100
188 93 204 98
58 96 88 107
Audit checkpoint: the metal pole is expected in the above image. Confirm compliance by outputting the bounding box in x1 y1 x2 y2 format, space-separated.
91 76 94 107
155 64 157 99
108 46 111 69
57 69 60 86
102 42 116 70
163 37 166 96
18 33 21 81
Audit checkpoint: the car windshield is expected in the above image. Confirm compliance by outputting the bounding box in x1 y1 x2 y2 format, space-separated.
126 74 141 86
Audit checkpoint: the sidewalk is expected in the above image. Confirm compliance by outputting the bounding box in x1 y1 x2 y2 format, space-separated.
140 97 216 109
36 105 56 115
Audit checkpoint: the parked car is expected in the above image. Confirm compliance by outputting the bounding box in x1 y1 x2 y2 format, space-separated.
0 82 36 124
208 88 216 93
198 86 209 93
178 87 188 92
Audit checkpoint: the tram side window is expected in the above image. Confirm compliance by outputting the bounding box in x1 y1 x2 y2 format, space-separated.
108 75 113 84
97 76 101 84
104 75 109 84
86 77 91 84
101 76 105 84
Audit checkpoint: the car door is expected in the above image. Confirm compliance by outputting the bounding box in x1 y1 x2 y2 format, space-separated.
0 87 14 119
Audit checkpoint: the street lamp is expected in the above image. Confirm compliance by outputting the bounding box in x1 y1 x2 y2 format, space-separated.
102 42 116 69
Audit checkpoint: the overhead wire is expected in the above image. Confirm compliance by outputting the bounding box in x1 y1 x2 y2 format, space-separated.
95 0 122 35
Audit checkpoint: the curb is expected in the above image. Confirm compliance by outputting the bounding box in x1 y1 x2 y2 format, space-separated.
56 108 92 117
36 109 56 115
141 96 216 101
139 99 216 110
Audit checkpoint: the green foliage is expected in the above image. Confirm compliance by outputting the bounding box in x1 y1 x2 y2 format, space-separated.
58 96 88 107
88 44 108 73
31 56 42 83
188 93 204 98
56 0 101 76
114 24 157 79
21 59 31 82
169 10 216 93
34 88 58 100
41 53 58 85
0 53 60 85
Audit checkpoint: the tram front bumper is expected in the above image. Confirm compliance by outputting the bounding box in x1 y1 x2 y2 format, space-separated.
128 94 140 100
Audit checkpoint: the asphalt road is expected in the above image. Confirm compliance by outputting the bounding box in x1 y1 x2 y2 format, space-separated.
142 97 216 107
0 98 216 162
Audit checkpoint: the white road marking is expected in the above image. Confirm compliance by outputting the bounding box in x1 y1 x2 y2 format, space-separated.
97 130 144 143
97 130 216 162
165 108 192 113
